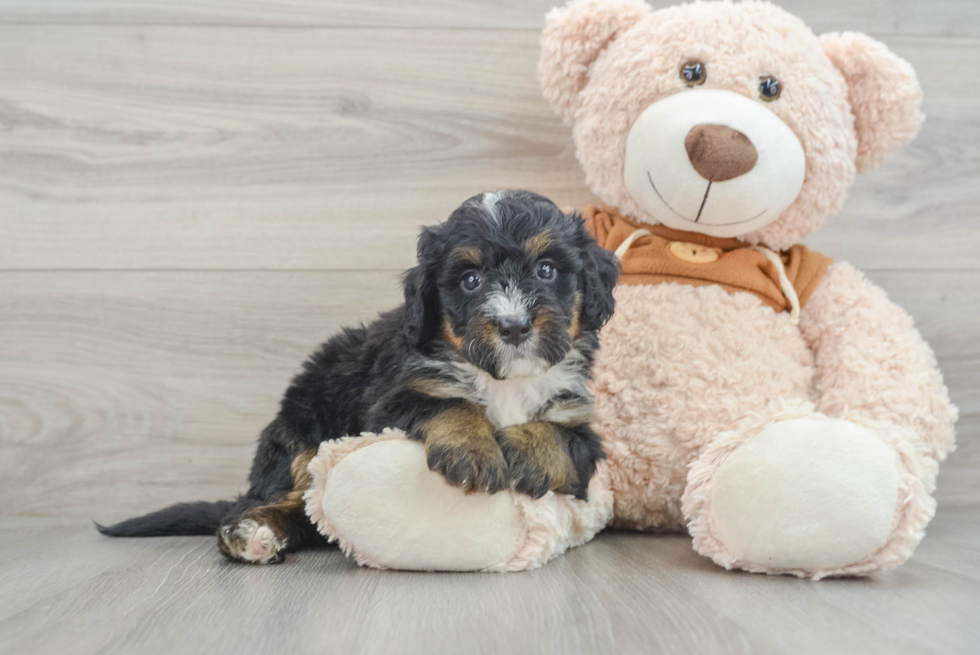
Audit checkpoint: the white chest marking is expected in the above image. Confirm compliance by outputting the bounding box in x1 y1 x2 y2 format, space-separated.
453 353 588 428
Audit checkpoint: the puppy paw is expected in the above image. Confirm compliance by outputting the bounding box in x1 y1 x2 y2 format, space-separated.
420 405 509 493
218 519 286 564
498 423 576 499
505 459 553 499
426 441 509 494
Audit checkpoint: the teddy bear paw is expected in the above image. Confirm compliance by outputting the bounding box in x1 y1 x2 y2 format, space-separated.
687 416 933 577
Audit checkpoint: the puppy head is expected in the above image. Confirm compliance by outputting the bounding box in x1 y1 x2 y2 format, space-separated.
403 190 619 379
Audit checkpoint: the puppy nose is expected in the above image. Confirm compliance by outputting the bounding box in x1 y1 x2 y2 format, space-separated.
496 315 532 346
684 124 758 182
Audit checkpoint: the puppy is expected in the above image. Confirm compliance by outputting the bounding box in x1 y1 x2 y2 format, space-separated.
97 190 620 564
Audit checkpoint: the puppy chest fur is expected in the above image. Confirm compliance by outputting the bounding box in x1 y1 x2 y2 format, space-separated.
418 347 592 429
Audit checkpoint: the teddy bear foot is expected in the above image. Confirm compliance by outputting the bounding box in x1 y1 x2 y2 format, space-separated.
683 407 937 579
303 429 613 572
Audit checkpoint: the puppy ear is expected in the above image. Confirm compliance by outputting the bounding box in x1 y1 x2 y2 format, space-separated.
579 233 620 331
821 32 924 174
539 0 650 124
402 227 444 347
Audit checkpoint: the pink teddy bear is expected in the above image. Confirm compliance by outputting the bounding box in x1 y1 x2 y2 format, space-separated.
304 0 957 579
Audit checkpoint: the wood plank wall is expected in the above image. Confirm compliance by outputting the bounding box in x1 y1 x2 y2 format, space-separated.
0 0 976 521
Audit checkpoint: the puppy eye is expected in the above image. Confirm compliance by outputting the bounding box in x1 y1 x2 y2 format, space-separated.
759 76 782 101
681 62 706 87
461 271 482 292
536 261 557 281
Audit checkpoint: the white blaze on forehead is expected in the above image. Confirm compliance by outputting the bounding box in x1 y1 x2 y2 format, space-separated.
482 191 501 224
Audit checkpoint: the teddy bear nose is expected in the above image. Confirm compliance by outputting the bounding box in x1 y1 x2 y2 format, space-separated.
684 124 759 182
496 315 532 346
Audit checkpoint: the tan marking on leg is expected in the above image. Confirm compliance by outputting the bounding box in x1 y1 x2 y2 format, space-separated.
421 405 498 456
219 449 316 564
255 448 318 518
282 448 316 509
499 422 578 494
421 404 508 493
524 232 552 257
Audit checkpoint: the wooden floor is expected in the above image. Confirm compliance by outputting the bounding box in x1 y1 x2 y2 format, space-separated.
0 0 977 653
0 507 978 655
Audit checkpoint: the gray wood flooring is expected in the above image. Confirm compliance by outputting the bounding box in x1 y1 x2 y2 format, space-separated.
0 0 977 653
2 508 978 655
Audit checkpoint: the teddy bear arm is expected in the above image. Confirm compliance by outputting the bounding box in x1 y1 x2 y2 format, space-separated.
798 262 957 462
682 263 954 577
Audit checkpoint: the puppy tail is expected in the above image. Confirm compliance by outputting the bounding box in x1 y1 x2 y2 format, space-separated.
95 500 237 537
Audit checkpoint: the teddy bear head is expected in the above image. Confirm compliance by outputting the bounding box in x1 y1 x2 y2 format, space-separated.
540 0 923 250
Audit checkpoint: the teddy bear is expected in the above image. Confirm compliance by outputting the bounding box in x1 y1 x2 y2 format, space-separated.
302 0 957 579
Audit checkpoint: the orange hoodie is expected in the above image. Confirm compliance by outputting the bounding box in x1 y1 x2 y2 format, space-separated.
584 205 832 312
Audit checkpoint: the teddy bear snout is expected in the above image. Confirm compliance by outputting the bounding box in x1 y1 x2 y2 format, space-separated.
684 124 759 182
622 89 806 237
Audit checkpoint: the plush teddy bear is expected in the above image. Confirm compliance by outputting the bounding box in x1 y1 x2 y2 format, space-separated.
304 0 957 578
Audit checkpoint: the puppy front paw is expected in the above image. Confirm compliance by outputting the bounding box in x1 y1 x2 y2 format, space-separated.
498 423 577 499
421 405 509 493
426 442 509 494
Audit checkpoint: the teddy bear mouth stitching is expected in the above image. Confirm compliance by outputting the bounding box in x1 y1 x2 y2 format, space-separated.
647 171 768 227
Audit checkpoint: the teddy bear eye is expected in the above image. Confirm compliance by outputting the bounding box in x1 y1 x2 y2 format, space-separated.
680 62 706 87
759 76 782 101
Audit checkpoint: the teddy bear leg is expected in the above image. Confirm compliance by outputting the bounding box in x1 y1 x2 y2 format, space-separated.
682 405 936 579
304 429 613 572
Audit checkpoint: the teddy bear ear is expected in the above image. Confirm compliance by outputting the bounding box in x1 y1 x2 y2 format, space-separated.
820 32 924 174
539 0 650 124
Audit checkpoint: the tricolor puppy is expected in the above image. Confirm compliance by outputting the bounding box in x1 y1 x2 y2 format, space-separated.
97 190 620 564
